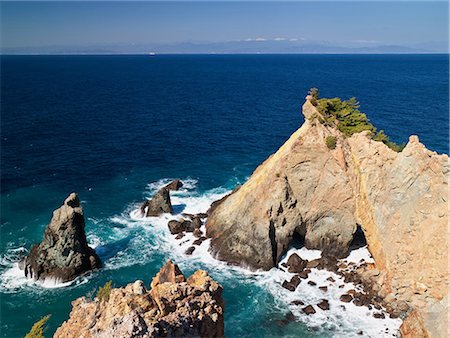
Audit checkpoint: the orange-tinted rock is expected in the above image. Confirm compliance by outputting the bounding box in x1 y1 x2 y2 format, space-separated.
150 259 185 289
55 259 224 338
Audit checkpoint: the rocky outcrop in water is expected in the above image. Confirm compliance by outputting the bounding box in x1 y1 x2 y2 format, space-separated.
19 193 101 283
206 95 449 337
54 259 225 338
141 187 173 217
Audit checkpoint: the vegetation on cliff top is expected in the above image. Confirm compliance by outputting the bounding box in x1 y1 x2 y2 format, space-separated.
308 88 405 152
96 280 113 303
25 315 50 338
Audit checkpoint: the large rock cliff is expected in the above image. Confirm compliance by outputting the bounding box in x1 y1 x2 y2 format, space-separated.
19 193 101 283
54 260 224 338
206 95 449 337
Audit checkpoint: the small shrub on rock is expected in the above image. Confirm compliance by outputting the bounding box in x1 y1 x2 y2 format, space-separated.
308 87 319 106
97 280 112 303
325 136 337 150
25 315 50 338
314 94 404 152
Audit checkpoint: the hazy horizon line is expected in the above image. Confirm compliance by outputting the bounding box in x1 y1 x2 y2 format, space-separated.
2 52 449 56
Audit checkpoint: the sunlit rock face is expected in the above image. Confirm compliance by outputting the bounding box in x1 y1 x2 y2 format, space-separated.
206 95 449 337
54 259 225 338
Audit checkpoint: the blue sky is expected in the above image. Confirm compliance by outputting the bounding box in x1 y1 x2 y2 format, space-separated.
1 1 448 53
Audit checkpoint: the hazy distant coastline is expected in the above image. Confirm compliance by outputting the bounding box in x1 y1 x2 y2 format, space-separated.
2 39 447 55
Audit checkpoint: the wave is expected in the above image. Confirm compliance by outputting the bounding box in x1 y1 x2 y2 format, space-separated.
0 177 401 336
0 254 89 293
255 247 401 337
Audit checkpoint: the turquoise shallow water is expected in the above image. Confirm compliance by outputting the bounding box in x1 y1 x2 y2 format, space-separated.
0 54 448 337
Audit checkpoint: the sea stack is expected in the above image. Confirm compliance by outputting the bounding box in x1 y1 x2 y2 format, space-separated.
54 259 225 338
141 187 173 217
19 193 101 283
206 93 449 337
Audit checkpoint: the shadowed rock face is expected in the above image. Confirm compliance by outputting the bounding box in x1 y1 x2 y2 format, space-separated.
54 259 225 338
141 187 173 217
19 193 101 283
206 95 449 337
206 98 357 270
165 179 183 191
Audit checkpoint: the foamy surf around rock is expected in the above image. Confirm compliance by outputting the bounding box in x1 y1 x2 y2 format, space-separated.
127 178 402 337
0 178 402 336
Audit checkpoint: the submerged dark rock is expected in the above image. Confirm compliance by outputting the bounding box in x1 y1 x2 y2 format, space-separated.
141 187 173 217
19 193 101 283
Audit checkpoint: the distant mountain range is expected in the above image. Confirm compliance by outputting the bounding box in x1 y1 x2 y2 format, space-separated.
2 39 448 55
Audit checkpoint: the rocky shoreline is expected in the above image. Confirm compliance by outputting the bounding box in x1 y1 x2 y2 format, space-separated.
204 94 448 337
18 93 448 337
54 259 225 338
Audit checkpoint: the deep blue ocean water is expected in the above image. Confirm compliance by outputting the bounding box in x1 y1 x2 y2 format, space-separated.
0 54 448 337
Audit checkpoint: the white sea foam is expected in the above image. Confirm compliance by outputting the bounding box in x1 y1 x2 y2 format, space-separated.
254 247 402 337
0 262 88 292
343 246 375 265
0 177 402 336
128 179 401 336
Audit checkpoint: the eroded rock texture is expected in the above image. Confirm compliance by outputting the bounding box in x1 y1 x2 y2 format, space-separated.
19 193 101 283
141 187 173 217
206 96 449 337
54 259 225 338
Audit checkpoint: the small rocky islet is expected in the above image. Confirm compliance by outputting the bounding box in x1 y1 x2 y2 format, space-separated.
19 193 101 283
22 92 448 337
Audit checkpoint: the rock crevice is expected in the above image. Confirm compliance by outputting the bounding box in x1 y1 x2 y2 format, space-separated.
205 95 449 337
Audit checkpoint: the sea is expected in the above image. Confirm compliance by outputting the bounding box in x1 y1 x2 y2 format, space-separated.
0 54 448 338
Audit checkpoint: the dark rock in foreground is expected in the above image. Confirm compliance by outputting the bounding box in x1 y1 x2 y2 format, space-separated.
54 259 225 338
185 246 196 255
302 305 316 315
286 253 307 273
282 280 296 292
141 187 173 217
168 219 199 234
317 299 330 310
340 294 353 303
168 220 183 234
19 193 101 283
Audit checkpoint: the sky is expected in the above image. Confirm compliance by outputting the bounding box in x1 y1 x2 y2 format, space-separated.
1 1 448 53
